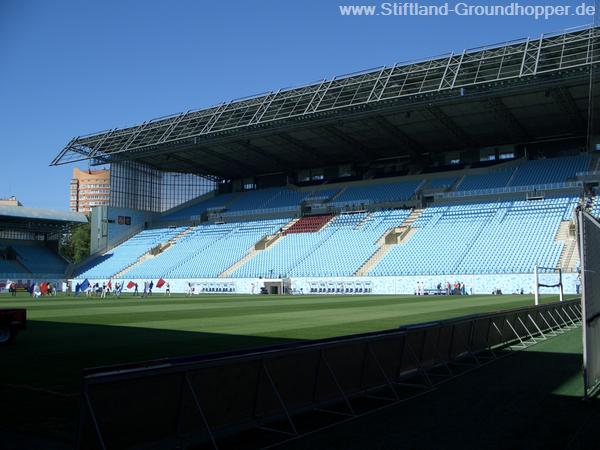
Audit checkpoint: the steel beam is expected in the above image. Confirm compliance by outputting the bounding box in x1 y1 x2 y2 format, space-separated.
370 115 426 155
239 141 294 173
549 86 587 133
320 124 375 160
276 132 337 165
195 146 257 175
427 106 478 148
166 154 226 180
486 97 531 142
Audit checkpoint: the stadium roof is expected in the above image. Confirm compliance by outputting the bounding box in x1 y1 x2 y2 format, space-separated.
0 205 87 225
52 26 600 179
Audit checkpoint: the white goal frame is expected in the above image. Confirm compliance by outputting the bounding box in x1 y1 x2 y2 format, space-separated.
533 265 564 306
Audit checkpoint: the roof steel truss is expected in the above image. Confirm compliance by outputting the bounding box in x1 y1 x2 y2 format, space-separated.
51 26 600 168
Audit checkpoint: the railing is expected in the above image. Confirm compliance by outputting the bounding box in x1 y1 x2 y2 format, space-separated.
437 181 583 199
150 217 201 228
209 206 300 220
205 206 227 213
328 198 373 209
329 197 416 208
77 299 581 450
304 195 333 203
328 200 418 215
576 170 600 178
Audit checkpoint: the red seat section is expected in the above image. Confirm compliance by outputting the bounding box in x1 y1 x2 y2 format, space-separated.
284 215 334 234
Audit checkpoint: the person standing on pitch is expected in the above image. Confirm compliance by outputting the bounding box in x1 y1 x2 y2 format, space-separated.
165 282 171 296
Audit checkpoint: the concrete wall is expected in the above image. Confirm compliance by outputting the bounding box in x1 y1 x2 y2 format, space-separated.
90 206 157 253
74 272 579 296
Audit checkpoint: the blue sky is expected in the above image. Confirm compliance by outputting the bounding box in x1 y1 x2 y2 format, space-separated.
0 0 596 210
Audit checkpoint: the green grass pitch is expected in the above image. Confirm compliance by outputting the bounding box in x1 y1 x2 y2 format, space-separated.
0 292 578 446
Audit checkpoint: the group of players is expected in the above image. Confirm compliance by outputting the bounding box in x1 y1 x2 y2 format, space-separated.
74 280 171 298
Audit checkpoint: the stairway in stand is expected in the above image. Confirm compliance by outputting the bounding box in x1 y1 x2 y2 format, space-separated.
354 209 423 276
219 217 299 277
556 220 579 272
111 226 194 279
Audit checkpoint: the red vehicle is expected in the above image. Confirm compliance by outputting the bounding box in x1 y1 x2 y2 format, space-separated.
0 309 26 344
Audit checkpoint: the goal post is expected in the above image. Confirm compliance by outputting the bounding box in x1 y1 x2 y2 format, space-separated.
534 265 564 306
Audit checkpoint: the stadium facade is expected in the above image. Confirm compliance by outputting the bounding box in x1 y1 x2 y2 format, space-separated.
0 203 86 289
46 26 600 295
0 197 22 207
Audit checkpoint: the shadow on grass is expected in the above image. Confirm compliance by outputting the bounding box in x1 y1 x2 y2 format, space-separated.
3 321 597 450
283 337 598 450
0 319 297 449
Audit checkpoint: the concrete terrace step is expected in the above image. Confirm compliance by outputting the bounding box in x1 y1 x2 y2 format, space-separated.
111 226 193 279
111 253 153 280
354 208 423 276
555 220 578 271
219 217 297 278
329 186 347 202
355 212 373 229
354 244 393 277
219 247 259 278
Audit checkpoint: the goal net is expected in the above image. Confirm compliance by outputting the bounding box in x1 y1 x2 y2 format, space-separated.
577 208 600 399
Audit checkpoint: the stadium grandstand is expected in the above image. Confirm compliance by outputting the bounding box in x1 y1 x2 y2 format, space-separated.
0 21 595 450
0 202 86 289
47 25 600 296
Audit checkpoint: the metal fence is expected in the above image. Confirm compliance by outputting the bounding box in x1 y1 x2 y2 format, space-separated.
578 210 600 399
436 181 583 199
77 299 581 450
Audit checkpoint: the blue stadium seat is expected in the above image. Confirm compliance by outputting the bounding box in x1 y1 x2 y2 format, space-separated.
226 188 308 213
453 155 589 194
10 243 68 275
508 155 589 187
161 193 236 221
83 195 580 280
329 180 421 207
372 197 578 276
233 210 411 278
592 201 600 219
126 218 289 279
424 177 457 190
455 169 515 192
76 227 187 279
75 158 585 282
0 258 28 276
